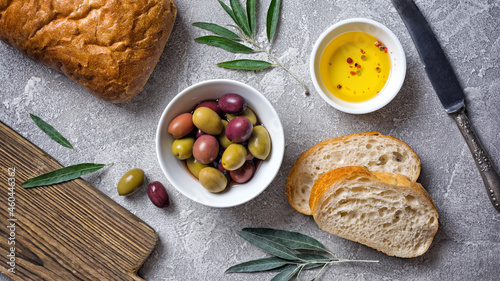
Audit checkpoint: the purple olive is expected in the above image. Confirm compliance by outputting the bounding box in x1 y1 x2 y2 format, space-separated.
147 181 171 208
230 161 255 183
218 93 247 114
195 100 222 115
193 135 219 164
225 117 253 143
246 151 254 161
195 128 206 138
217 159 228 174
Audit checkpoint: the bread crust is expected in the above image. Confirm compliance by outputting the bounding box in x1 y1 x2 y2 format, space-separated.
310 166 439 258
286 132 421 215
0 0 177 103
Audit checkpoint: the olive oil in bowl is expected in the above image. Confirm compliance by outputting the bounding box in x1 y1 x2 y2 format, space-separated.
320 31 391 103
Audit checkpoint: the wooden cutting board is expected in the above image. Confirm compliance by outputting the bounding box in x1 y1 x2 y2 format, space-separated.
0 121 158 280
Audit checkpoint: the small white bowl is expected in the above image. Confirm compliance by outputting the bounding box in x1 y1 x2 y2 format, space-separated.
310 18 406 114
156 79 285 208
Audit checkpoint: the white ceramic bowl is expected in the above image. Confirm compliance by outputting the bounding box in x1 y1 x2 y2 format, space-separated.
310 18 406 114
156 79 285 208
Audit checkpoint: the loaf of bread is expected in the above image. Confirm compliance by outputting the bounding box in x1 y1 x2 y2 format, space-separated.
310 166 438 258
0 0 177 103
286 132 421 215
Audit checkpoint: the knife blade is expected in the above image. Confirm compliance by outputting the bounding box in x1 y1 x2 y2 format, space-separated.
391 0 500 212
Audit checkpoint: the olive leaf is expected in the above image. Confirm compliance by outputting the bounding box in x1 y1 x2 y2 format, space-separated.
218 0 239 23
237 230 300 261
192 22 240 40
226 228 378 280
230 0 252 37
217 59 272 70
30 113 73 149
241 228 331 252
194 36 254 53
270 265 301 281
22 163 109 188
194 0 310 95
246 0 256 36
266 0 281 42
225 257 291 273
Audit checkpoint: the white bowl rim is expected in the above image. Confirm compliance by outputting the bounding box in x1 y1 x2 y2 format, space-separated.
155 79 285 208
310 18 406 114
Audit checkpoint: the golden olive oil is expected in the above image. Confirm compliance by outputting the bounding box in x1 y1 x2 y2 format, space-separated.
320 31 391 102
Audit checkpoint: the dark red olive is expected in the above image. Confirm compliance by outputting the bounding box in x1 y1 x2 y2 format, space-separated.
218 93 247 114
147 181 171 208
246 151 254 161
230 161 255 183
195 128 206 138
225 117 253 143
195 100 222 115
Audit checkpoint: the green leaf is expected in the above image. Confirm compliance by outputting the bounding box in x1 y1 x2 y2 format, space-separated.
225 257 290 273
266 0 281 42
30 113 73 149
192 22 240 40
237 230 300 261
270 265 301 281
194 36 254 53
218 0 238 23
230 0 252 37
241 228 330 252
295 253 331 270
22 163 108 188
217 59 272 70
246 0 256 36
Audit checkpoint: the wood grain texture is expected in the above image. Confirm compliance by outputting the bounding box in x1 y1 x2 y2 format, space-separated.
0 121 158 280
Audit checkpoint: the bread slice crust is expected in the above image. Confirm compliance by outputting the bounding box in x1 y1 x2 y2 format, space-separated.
310 166 438 258
286 132 421 215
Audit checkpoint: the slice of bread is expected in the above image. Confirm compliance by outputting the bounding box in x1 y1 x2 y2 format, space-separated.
310 166 438 258
286 132 421 215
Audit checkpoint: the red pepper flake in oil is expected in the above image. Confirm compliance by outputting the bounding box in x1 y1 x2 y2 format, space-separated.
337 84 342 89
384 47 388 53
375 41 381 47
350 71 357 76
360 49 365 54
347 57 353 64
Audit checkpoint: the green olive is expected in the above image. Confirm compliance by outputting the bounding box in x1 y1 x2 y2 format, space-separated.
192 107 223 135
186 157 208 179
227 107 257 125
217 120 233 149
171 137 195 160
199 167 227 193
221 144 247 171
248 125 271 160
117 168 145 196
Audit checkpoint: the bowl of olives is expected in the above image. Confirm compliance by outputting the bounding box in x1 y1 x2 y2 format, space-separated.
156 79 285 207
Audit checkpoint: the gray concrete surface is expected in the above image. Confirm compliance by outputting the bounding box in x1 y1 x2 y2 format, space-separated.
1 0 500 280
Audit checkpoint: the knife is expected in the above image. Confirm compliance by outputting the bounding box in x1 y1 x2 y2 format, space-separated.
391 0 500 212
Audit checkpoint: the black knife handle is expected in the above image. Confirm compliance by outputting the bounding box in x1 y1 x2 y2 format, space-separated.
453 109 500 212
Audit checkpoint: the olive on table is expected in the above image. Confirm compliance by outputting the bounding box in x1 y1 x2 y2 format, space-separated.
186 157 208 178
192 107 223 135
192 135 219 164
117 168 145 196
199 167 227 193
171 137 195 160
248 125 271 160
225 116 253 143
168 113 195 139
218 93 247 114
147 181 171 208
230 161 255 183
221 143 247 171
227 107 257 125
217 120 233 149
195 100 222 115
